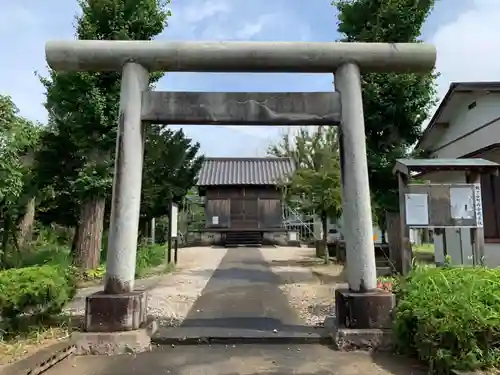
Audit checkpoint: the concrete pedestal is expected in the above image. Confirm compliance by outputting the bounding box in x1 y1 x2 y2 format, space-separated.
335 288 394 329
329 288 395 351
73 290 154 355
85 291 147 332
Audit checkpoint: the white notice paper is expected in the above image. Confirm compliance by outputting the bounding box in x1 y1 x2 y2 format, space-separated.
212 216 219 225
405 193 429 226
450 187 474 220
171 203 178 238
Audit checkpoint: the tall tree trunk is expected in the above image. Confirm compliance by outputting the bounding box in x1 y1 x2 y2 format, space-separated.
18 197 36 248
74 198 105 270
71 225 79 255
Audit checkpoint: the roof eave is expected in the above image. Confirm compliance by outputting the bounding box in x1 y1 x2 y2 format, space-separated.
417 81 500 152
416 83 458 151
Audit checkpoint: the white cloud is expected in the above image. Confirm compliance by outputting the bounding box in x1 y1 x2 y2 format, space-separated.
431 0 500 101
181 0 231 24
200 14 275 41
236 22 265 39
235 14 277 39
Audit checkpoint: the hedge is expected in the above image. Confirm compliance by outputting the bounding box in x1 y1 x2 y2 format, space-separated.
393 266 500 374
0 265 76 333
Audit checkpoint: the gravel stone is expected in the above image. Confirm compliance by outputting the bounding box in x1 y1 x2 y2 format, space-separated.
260 246 345 327
64 247 227 327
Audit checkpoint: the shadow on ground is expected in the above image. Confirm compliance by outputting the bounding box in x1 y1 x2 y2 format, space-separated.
184 267 315 284
179 316 317 334
237 257 324 268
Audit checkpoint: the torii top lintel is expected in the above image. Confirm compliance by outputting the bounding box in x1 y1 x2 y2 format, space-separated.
45 40 436 73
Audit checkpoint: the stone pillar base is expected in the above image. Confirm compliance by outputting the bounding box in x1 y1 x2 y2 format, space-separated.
76 290 154 355
85 290 147 332
327 288 395 351
335 288 395 329
73 320 158 355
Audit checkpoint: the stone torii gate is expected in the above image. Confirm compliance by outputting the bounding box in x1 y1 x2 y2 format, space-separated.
45 40 436 352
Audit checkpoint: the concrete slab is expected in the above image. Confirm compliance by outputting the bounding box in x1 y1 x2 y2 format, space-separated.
324 314 393 352
43 344 428 375
73 320 158 355
153 326 327 345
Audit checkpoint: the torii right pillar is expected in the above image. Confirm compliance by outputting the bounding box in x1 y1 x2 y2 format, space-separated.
333 62 395 350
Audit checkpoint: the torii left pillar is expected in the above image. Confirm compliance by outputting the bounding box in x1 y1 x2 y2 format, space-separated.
79 62 152 354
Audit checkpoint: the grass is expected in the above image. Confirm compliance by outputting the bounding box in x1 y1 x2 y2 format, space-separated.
413 243 435 254
137 261 176 278
0 240 176 367
413 242 435 264
0 315 75 366
394 266 500 373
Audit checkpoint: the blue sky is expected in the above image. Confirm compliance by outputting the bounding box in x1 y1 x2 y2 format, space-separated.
1 0 499 157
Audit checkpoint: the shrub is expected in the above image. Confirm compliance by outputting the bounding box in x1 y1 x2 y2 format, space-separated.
135 243 166 277
0 265 76 333
18 245 71 268
393 266 500 374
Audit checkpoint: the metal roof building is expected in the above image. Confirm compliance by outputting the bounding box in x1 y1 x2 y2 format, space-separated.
196 157 295 186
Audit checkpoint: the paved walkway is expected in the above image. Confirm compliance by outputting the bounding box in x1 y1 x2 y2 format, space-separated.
45 344 425 375
155 247 315 341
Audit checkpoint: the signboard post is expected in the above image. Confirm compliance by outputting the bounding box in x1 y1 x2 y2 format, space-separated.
166 201 179 264
171 203 179 264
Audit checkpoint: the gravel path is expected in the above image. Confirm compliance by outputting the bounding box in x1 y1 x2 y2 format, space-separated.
65 247 227 327
260 246 345 327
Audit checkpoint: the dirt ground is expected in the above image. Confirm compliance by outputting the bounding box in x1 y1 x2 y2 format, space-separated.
260 246 346 326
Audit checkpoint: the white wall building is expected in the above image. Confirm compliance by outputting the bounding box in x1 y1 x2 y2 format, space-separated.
416 81 500 266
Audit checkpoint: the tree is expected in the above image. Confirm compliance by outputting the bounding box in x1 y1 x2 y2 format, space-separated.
140 125 204 235
269 126 342 261
37 0 171 270
333 0 438 234
0 95 40 266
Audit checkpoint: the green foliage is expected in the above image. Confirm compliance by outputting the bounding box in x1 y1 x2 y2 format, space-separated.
394 266 500 373
141 125 204 222
0 96 31 206
269 126 342 220
0 95 41 265
135 243 167 277
36 0 172 224
0 265 76 334
83 265 106 280
333 0 438 226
